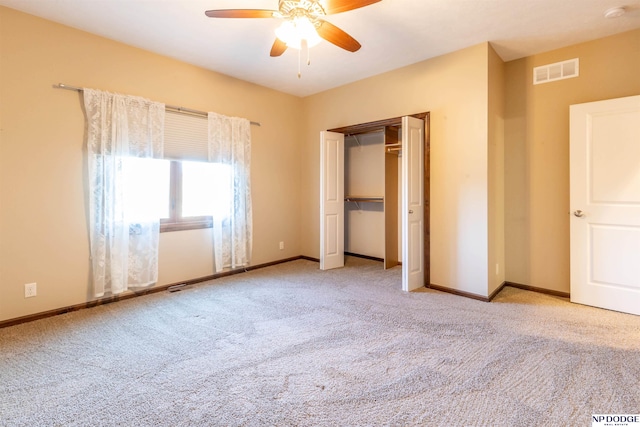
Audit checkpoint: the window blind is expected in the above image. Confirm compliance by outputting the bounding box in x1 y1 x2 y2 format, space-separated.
164 111 208 161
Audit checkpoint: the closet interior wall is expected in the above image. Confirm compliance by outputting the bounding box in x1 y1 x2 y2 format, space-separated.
344 127 402 268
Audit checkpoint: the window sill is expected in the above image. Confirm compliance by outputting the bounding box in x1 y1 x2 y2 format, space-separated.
161 220 212 233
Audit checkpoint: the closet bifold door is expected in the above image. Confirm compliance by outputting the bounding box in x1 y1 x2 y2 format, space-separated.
384 126 399 269
320 131 345 270
401 116 425 291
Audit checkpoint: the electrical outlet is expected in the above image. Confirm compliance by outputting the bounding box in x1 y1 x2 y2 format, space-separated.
24 282 37 298
279 241 284 250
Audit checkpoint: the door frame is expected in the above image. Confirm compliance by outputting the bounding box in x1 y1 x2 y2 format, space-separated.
328 112 430 287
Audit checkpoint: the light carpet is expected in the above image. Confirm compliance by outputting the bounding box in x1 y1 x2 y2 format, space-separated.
1 257 639 426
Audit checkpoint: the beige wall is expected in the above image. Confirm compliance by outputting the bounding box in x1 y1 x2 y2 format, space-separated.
504 29 640 293
0 7 303 322
301 43 495 297
488 44 506 296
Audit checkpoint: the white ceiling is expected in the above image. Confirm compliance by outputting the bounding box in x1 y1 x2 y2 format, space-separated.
2 0 639 97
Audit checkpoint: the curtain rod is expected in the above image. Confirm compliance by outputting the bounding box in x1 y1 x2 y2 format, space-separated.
53 83 261 127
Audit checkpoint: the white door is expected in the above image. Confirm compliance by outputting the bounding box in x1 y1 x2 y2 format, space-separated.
570 95 640 315
320 131 345 270
402 116 425 291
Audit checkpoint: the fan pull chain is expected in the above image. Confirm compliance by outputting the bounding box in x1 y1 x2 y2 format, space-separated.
296 40 312 79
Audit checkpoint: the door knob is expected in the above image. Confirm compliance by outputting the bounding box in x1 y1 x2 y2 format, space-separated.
409 210 414 214
573 210 585 218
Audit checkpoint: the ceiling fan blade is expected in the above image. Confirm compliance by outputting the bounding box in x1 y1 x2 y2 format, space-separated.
317 20 361 52
321 0 381 14
270 38 288 57
204 9 276 18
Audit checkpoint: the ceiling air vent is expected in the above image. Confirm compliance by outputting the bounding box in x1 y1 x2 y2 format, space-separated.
533 58 579 85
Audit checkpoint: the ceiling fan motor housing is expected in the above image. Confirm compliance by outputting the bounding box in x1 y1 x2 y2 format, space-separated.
277 0 327 21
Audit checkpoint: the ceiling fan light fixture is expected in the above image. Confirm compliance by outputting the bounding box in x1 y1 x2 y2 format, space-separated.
275 16 322 49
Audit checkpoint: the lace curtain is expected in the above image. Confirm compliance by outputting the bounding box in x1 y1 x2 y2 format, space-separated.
208 112 252 272
84 88 165 297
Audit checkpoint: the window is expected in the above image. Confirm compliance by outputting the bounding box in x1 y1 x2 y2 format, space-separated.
121 157 231 232
121 157 170 222
122 110 232 233
161 160 232 232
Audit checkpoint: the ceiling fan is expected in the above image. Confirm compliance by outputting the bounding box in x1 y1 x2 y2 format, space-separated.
205 0 381 57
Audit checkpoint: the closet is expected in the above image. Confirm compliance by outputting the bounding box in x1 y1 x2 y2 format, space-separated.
342 126 400 269
320 113 430 291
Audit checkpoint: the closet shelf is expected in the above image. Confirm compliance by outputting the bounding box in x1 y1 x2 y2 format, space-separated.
345 196 384 203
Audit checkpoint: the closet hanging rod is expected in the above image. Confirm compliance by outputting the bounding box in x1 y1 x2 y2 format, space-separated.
53 83 261 126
